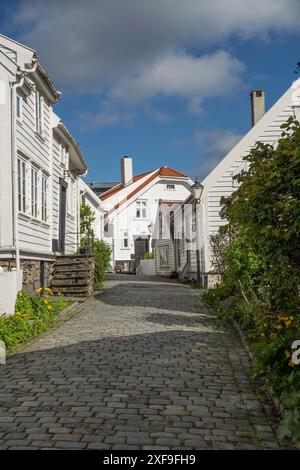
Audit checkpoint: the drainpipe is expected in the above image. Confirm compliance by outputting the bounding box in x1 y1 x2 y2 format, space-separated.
10 59 38 271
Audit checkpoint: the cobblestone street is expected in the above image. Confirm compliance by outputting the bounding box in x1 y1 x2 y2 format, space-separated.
0 275 281 449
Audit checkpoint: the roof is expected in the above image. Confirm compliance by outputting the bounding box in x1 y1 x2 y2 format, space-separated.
52 112 87 174
100 166 187 201
101 166 188 217
201 77 300 190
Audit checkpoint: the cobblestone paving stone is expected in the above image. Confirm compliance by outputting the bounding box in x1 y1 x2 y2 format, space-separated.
0 275 282 449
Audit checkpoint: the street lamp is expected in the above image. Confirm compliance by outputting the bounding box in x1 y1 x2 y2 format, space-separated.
191 179 204 287
191 179 204 202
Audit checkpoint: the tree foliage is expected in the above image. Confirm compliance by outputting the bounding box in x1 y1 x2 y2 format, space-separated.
204 118 300 442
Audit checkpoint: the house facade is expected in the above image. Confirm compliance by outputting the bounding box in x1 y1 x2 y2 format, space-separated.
79 179 105 242
0 34 87 295
99 157 193 272
193 81 300 286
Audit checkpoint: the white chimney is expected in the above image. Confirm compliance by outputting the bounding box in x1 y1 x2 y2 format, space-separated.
250 90 265 127
121 156 133 187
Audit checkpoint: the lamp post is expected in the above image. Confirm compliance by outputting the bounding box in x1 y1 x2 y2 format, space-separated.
191 180 204 287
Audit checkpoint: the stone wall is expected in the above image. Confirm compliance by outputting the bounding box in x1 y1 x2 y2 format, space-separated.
0 259 54 294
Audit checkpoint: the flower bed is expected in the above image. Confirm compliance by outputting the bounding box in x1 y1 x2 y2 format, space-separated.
0 288 72 349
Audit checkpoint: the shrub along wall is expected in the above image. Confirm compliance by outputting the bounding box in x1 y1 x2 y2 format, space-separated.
204 118 300 443
0 289 71 349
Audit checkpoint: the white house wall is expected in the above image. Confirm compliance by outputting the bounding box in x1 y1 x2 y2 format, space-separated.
201 79 300 275
0 54 16 250
108 178 191 266
16 84 53 255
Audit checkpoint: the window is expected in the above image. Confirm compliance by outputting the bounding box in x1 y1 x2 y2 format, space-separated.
166 184 175 190
170 211 174 240
61 144 66 164
35 90 43 135
136 200 147 219
41 175 48 222
122 230 129 249
159 211 163 238
17 158 26 213
159 246 169 267
31 167 38 218
67 178 75 216
16 94 22 121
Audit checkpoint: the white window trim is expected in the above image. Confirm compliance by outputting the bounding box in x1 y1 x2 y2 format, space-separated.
121 230 129 249
35 89 44 137
17 156 26 214
159 246 169 267
41 174 48 223
67 175 76 217
31 166 39 219
135 200 148 220
16 93 23 122
17 155 50 225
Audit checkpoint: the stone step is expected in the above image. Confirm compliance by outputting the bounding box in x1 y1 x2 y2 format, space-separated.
52 272 91 279
53 266 93 274
51 279 91 287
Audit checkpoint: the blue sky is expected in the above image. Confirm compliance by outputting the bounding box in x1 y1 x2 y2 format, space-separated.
1 0 300 182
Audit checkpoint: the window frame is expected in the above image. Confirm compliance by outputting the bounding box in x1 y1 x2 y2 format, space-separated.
121 230 129 249
31 166 39 219
41 174 48 223
17 157 26 214
35 90 43 136
159 246 169 267
136 200 147 219
16 93 23 122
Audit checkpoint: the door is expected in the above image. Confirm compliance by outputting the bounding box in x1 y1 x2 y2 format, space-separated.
59 179 68 253
134 237 149 268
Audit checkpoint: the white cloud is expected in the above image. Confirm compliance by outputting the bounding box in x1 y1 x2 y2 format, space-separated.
14 0 300 93
110 50 245 109
194 129 243 155
10 0 300 122
187 128 244 180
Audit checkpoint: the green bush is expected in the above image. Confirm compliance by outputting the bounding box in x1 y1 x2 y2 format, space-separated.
93 239 111 271
143 251 154 260
204 118 300 443
0 289 71 349
94 251 105 289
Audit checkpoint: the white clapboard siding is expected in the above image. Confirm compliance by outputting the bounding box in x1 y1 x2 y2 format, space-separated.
17 87 52 254
201 79 300 274
154 239 175 276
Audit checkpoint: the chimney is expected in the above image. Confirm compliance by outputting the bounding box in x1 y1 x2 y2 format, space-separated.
120 156 133 187
250 89 265 127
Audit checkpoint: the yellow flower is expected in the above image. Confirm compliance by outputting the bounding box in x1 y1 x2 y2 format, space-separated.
36 287 43 293
284 350 291 359
44 299 48 305
47 304 52 310
276 325 283 330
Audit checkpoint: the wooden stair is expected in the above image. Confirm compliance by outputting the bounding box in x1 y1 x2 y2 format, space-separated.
50 255 95 297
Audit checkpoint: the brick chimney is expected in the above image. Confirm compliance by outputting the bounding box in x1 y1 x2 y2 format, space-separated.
250 90 265 127
120 156 133 187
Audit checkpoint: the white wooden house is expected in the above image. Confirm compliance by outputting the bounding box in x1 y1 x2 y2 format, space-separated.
79 179 105 242
0 34 87 298
195 80 300 286
99 156 193 272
